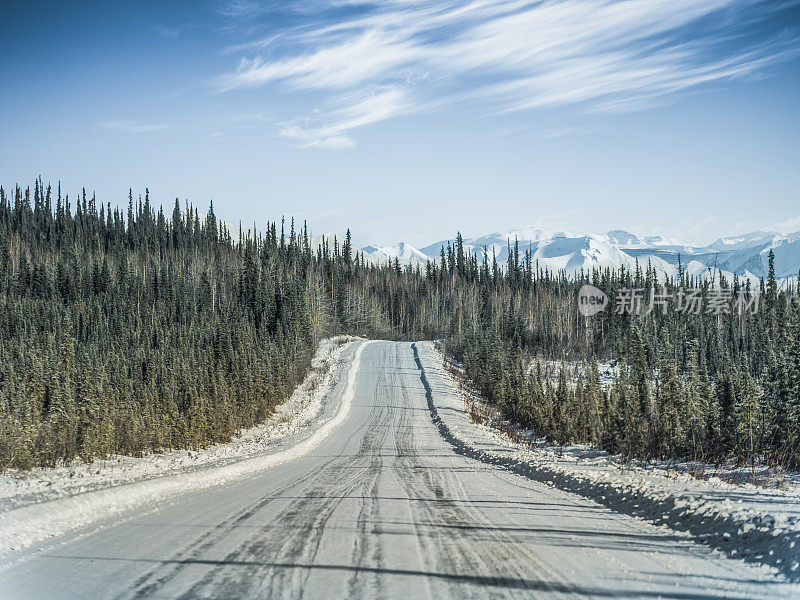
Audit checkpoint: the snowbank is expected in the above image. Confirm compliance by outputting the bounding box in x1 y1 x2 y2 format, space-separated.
0 338 371 557
412 341 800 582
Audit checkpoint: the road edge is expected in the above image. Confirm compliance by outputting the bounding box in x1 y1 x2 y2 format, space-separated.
0 340 373 560
411 341 800 583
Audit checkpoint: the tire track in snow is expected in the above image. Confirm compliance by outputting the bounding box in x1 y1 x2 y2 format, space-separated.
164 342 385 599
404 343 576 598
412 342 800 584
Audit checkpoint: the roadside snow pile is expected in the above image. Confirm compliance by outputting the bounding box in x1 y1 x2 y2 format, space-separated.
413 341 800 582
0 337 369 557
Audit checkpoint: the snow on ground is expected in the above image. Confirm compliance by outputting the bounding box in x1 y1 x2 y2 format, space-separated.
413 341 800 582
530 357 616 388
0 337 370 557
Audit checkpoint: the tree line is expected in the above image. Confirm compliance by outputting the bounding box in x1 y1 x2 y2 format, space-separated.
450 240 800 469
1 179 798 470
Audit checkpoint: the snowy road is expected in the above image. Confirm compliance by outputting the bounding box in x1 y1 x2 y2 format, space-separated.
1 341 797 599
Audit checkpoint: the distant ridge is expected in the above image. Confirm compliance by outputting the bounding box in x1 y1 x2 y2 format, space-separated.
362 227 800 281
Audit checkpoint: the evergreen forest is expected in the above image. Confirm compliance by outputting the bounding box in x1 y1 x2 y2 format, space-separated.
1 179 798 470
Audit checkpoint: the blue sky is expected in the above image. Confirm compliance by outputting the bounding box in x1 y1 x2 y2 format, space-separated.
1 0 798 246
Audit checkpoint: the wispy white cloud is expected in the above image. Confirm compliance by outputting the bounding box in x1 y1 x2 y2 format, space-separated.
279 86 411 148
154 25 182 39
769 215 800 235
215 0 797 148
97 120 170 133
215 0 269 20
217 30 423 92
542 125 600 140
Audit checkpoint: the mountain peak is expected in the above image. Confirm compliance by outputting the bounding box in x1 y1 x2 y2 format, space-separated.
393 225 800 280
361 241 428 263
605 230 641 246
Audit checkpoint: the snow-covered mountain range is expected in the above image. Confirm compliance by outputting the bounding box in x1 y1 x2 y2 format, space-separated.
361 227 800 281
361 241 429 263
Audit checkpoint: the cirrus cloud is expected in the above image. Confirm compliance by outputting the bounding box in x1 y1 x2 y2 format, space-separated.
215 0 798 148
97 120 170 133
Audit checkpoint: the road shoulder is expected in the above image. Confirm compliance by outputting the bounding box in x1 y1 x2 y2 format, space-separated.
411 340 800 583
